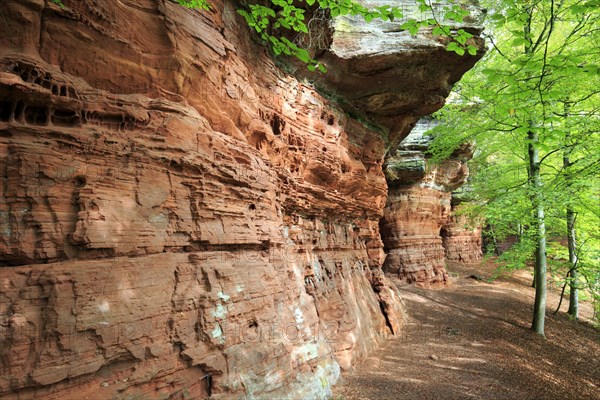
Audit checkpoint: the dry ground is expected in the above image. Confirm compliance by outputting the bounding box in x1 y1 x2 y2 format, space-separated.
333 261 600 400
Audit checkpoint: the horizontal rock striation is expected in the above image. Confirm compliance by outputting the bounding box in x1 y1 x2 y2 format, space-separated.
442 215 483 263
381 122 476 285
441 191 483 264
1 0 482 398
381 187 451 285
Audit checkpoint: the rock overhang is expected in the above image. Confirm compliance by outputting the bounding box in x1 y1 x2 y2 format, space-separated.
295 0 487 146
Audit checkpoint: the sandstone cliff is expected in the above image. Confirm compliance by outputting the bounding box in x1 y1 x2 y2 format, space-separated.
1 0 482 398
442 190 483 264
381 121 481 285
442 214 483 263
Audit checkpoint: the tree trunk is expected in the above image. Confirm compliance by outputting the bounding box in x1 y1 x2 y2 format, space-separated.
566 207 578 318
564 128 578 319
487 225 500 256
528 130 547 336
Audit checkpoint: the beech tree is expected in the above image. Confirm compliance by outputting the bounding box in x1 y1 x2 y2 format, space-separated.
428 0 600 334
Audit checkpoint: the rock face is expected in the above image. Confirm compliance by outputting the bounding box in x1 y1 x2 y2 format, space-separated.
315 0 485 149
441 189 483 264
381 122 476 285
441 214 483 263
381 187 452 285
0 0 481 398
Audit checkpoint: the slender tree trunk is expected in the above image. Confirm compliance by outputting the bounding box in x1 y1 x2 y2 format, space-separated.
564 127 579 319
526 129 537 294
566 207 578 318
523 11 547 335
488 225 500 255
528 130 547 336
526 149 537 292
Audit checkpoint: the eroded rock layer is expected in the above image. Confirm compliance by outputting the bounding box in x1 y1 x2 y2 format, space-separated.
1 0 481 398
441 190 483 264
381 187 451 285
442 214 483 263
381 124 474 285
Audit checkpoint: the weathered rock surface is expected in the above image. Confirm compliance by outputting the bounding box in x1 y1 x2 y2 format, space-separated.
381 123 477 285
441 190 483 264
301 0 485 148
1 0 481 398
381 187 451 285
442 215 483 263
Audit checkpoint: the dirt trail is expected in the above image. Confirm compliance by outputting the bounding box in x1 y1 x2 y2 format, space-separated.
333 262 599 400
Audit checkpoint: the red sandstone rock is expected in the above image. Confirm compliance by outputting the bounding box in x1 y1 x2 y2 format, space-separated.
0 0 482 398
442 214 483 264
381 187 451 285
381 126 478 286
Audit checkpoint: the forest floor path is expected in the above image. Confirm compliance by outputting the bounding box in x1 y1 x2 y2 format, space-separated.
333 262 599 400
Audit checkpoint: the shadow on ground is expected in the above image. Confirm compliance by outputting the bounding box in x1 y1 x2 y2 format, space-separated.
333 262 599 400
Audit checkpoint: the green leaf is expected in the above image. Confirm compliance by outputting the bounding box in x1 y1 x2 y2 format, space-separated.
447 42 459 52
175 0 211 11
515 127 530 135
481 68 499 76
295 48 310 63
457 29 473 38
512 37 530 47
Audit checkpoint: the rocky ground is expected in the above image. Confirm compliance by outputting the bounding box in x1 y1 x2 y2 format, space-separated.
333 261 599 400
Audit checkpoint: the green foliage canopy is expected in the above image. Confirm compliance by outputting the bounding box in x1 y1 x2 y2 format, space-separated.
428 0 600 323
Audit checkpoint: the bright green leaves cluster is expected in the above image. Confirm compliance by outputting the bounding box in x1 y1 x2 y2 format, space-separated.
428 1 477 56
237 0 326 71
385 0 479 56
271 0 308 31
238 0 415 72
446 29 477 55
454 29 477 55
428 0 600 322
238 5 276 33
443 4 470 22
312 0 403 21
175 0 211 11
362 5 404 23
235 0 479 71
